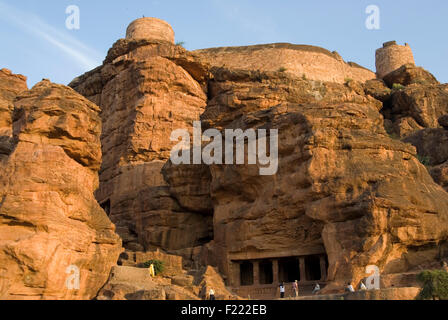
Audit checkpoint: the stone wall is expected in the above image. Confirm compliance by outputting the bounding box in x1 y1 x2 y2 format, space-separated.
126 17 175 44
194 43 376 83
375 41 415 78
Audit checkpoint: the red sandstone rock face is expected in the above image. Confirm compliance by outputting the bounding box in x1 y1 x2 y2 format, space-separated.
381 84 448 138
70 33 448 296
383 64 439 88
0 69 28 159
0 79 122 300
403 128 448 192
171 68 448 290
70 39 211 254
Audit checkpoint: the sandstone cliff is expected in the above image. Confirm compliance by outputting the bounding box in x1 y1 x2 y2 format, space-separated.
0 75 122 300
168 68 448 291
63 19 448 298
69 38 214 257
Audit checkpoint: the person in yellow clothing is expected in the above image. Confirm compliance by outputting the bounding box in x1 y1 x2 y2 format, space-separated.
149 263 156 278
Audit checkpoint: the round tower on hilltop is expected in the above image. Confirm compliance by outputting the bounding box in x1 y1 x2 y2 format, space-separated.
126 17 175 44
375 41 415 79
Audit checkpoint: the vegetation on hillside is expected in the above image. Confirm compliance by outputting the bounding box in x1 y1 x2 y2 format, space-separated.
417 270 448 300
138 259 165 275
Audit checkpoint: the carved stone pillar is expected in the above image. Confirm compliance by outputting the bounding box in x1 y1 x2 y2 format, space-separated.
320 256 327 281
299 257 306 282
253 261 260 285
272 260 279 284
233 262 241 287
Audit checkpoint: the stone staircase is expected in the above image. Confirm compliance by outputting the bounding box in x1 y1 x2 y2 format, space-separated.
97 249 241 300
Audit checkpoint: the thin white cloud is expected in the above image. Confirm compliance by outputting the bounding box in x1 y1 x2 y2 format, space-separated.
0 1 102 70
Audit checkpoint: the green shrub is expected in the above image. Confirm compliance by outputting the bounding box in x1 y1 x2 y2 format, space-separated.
176 41 186 47
139 259 165 275
278 67 287 73
417 154 431 166
392 83 405 90
344 77 353 84
417 270 448 300
302 74 307 80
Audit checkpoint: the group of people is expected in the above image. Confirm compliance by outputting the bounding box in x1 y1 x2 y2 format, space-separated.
278 281 321 298
345 281 367 293
278 280 369 298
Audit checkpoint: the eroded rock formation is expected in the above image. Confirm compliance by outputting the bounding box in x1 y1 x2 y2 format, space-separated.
0 77 122 300
70 36 212 255
187 68 448 292
67 19 448 298
0 69 28 160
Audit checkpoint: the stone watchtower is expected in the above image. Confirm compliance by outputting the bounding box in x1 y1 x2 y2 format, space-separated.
375 41 415 79
126 17 175 44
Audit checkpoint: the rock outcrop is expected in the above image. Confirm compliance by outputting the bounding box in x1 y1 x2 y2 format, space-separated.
191 68 448 292
403 127 448 192
65 18 448 299
0 69 27 160
70 36 212 256
383 64 439 88
382 84 448 137
0 78 122 300
97 251 239 300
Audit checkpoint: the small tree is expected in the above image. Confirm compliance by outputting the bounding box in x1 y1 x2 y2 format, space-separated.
139 259 165 275
417 270 448 300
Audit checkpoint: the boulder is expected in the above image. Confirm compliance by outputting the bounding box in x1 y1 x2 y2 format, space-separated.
363 79 392 102
383 64 439 88
70 39 210 252
96 266 201 300
386 84 448 133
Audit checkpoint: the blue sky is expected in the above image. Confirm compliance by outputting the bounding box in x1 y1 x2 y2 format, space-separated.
0 0 447 87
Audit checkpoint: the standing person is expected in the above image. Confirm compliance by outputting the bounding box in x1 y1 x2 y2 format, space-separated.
359 281 367 291
279 282 286 299
148 263 155 278
209 288 216 301
346 282 355 293
312 283 321 295
292 280 299 298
